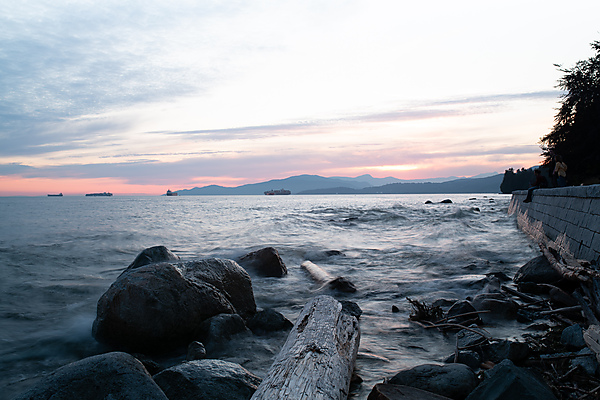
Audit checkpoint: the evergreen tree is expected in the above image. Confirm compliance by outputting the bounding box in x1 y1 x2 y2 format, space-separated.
540 40 600 185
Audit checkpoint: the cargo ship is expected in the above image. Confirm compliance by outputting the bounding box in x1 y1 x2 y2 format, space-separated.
47 193 63 197
166 189 178 196
264 189 291 195
85 192 113 197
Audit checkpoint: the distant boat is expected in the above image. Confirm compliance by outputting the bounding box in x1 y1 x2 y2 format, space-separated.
47 193 63 197
166 189 178 196
85 192 113 197
264 189 291 195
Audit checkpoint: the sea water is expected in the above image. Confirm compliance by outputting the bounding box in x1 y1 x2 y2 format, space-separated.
0 194 539 399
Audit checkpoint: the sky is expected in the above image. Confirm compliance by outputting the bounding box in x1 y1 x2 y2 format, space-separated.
1 1 599 195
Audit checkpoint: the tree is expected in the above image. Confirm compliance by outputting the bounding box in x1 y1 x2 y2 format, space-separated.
540 40 600 185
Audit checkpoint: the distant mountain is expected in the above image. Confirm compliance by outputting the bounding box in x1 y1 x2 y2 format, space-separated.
175 173 502 195
176 174 372 195
298 174 504 194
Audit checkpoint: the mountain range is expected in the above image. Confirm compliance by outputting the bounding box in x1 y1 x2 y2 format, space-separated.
174 173 503 195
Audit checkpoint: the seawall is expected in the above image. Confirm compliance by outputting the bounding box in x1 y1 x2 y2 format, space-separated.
509 185 600 263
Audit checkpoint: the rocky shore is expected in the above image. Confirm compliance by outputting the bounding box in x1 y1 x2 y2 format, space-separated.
13 244 600 399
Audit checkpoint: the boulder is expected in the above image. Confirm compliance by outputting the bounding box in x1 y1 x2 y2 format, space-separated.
14 352 167 400
561 324 586 349
456 326 489 349
328 276 357 292
341 300 363 319
444 350 482 370
153 359 261 400
388 363 477 400
186 341 206 361
482 340 530 363
471 293 517 323
127 245 180 270
447 300 481 324
246 309 293 334
93 258 256 352
238 247 287 277
513 255 562 284
198 313 250 347
368 383 453 399
465 359 557 400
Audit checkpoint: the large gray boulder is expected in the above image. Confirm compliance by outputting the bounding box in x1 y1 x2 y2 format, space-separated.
513 255 562 284
465 359 557 400
237 247 288 277
388 363 478 400
153 359 261 400
127 245 180 270
14 352 167 400
93 258 256 352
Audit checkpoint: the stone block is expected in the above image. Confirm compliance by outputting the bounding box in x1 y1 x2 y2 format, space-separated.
580 228 595 248
585 184 600 198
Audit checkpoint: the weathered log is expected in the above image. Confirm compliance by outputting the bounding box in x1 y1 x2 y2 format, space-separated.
501 285 540 303
539 242 600 282
572 291 600 326
583 325 600 364
301 261 356 292
538 305 582 316
250 295 360 400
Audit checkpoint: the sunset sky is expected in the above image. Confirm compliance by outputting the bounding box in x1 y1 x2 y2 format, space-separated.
1 1 599 195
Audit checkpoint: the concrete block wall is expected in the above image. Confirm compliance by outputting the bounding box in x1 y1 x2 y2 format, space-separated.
509 184 600 263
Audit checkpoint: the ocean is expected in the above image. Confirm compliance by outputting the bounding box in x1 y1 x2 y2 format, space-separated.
0 194 539 399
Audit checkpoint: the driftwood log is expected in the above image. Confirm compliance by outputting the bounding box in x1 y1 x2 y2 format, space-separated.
251 295 360 400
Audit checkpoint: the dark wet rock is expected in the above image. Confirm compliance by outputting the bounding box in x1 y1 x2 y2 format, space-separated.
186 341 206 361
341 300 363 319
199 313 250 347
548 286 578 306
368 383 453 400
513 255 562 284
237 247 287 277
388 363 477 400
392 305 400 313
478 276 502 294
433 298 460 309
457 326 489 349
324 250 345 257
14 352 167 400
444 350 482 370
425 200 434 204
246 308 293 334
132 354 164 375
328 276 357 292
447 300 481 324
571 348 598 375
561 324 586 349
93 258 256 352
440 199 453 204
127 245 180 270
486 271 512 282
465 359 557 400
153 359 261 400
482 340 530 363
471 293 517 323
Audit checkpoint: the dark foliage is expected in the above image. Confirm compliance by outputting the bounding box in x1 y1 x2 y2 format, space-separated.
540 40 600 185
500 167 535 194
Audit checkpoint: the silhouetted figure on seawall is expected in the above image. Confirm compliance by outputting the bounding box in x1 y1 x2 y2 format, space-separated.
523 169 548 203
553 155 568 187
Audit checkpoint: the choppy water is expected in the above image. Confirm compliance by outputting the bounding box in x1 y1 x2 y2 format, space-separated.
0 194 538 399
